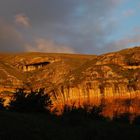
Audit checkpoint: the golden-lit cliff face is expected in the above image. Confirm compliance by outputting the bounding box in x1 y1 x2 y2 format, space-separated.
0 47 140 113
49 47 140 108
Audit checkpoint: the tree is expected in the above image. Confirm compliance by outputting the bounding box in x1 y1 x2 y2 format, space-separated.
0 98 5 110
112 112 131 124
133 116 140 125
8 88 52 113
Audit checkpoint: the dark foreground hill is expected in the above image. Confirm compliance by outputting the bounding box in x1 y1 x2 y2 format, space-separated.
0 111 140 140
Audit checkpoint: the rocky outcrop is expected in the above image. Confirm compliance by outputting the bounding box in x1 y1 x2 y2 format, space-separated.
20 61 51 72
123 66 140 69
50 71 140 109
15 56 61 72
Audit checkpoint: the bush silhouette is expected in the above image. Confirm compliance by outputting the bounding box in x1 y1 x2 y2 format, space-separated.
133 116 140 125
61 105 89 125
8 88 52 113
62 105 88 118
0 98 5 110
112 112 131 124
61 103 106 126
89 105 105 120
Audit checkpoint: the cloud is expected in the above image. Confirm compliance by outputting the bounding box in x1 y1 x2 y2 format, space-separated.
25 38 75 53
0 0 128 54
102 34 140 53
0 19 74 53
15 13 30 28
0 19 25 52
123 9 135 17
133 26 140 33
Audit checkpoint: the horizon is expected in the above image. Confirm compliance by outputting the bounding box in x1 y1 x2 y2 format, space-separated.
0 46 139 56
0 0 140 54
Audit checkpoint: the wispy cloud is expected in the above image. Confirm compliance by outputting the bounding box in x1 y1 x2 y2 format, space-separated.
25 38 75 53
0 0 137 54
102 34 140 53
123 9 135 17
15 13 30 28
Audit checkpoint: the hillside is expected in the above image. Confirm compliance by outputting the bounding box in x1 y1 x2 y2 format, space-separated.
0 52 95 90
0 47 140 112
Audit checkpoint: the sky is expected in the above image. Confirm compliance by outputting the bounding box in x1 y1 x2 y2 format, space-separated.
0 0 140 54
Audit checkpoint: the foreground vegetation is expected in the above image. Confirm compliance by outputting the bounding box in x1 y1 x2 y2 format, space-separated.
1 110 140 140
0 89 140 140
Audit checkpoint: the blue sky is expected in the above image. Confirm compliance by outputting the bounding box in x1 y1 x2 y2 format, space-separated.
0 0 139 54
108 0 140 40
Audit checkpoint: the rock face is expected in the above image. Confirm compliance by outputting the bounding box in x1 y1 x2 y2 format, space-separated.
0 47 140 110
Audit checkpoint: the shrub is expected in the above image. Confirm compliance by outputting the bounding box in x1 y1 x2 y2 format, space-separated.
133 116 140 125
0 98 5 110
112 112 131 124
89 105 105 120
8 88 52 113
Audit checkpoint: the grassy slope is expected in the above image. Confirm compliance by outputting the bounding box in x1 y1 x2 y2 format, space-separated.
0 111 140 140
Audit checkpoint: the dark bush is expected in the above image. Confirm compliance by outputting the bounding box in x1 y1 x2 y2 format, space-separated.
60 103 106 126
8 88 52 113
133 116 140 125
61 105 88 125
89 105 105 120
0 98 5 110
112 112 131 124
63 104 87 115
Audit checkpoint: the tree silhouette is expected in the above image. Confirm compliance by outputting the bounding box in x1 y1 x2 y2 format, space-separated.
133 116 140 125
8 88 52 113
0 98 5 110
112 112 131 124
89 105 105 120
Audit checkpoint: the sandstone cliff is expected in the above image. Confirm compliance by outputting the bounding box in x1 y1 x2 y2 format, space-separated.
0 47 139 110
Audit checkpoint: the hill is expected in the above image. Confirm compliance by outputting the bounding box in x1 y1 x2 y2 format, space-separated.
0 47 139 113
